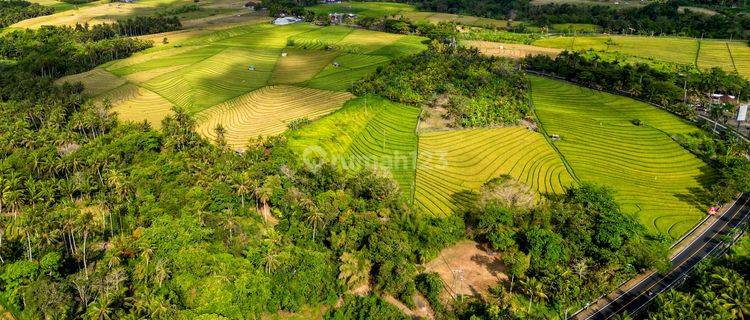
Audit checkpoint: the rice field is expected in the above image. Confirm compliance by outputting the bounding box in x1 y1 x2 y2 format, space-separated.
287 96 421 199
56 68 126 96
270 49 339 85
58 21 426 166
96 84 174 128
17 0 252 28
465 40 562 59
530 76 714 238
197 86 353 149
533 35 750 79
414 127 574 216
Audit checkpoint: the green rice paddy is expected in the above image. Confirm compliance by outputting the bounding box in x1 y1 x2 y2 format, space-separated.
287 95 421 199
530 76 714 238
414 127 574 216
533 35 750 78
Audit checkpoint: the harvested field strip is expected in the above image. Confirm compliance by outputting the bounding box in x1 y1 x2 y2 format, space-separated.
530 76 713 238
96 84 174 128
56 68 126 96
287 95 420 199
414 127 573 216
196 86 354 149
465 40 562 59
270 49 339 84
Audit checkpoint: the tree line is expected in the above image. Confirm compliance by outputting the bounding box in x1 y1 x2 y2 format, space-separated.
413 0 750 39
0 0 54 28
75 15 182 40
0 25 152 78
353 43 530 127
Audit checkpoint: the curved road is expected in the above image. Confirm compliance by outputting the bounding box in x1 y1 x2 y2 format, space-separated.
576 193 750 319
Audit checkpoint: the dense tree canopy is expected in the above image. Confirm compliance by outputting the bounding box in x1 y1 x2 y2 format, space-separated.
0 0 54 28
354 43 530 127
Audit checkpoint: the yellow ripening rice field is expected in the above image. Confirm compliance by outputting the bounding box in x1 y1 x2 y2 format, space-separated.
465 40 562 59
195 86 354 149
97 84 174 127
533 35 699 66
414 127 574 216
56 68 126 96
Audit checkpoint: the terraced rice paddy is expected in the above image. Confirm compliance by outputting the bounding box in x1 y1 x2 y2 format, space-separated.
197 86 353 149
534 35 699 65
18 0 251 28
62 22 426 146
533 35 750 78
414 127 574 216
530 76 714 238
56 68 126 96
287 96 420 199
96 84 174 128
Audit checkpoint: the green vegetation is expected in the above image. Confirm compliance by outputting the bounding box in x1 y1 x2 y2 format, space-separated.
530 76 714 238
452 180 670 318
287 95 420 202
533 35 750 79
414 127 574 216
308 1 416 18
526 51 750 118
644 232 750 319
0 0 54 28
354 45 529 127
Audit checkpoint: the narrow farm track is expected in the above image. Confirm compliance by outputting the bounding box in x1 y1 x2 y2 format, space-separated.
287 96 420 200
414 127 573 216
196 86 353 149
530 76 714 238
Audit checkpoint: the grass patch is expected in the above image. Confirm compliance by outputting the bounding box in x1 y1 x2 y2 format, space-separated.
530 75 714 238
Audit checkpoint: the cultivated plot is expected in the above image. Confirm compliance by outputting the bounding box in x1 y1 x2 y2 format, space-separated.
196 86 354 149
287 96 420 200
530 76 713 238
97 84 174 127
56 68 126 96
414 127 574 216
534 35 699 65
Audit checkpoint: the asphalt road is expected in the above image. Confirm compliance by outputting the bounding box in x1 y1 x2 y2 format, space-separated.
578 193 750 320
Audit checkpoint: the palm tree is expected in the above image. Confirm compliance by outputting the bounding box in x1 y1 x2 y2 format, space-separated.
573 259 588 280
231 172 253 209
262 245 279 274
521 277 548 315
338 252 371 289
306 208 326 242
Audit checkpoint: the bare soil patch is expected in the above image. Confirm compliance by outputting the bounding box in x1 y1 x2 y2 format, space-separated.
424 240 507 298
